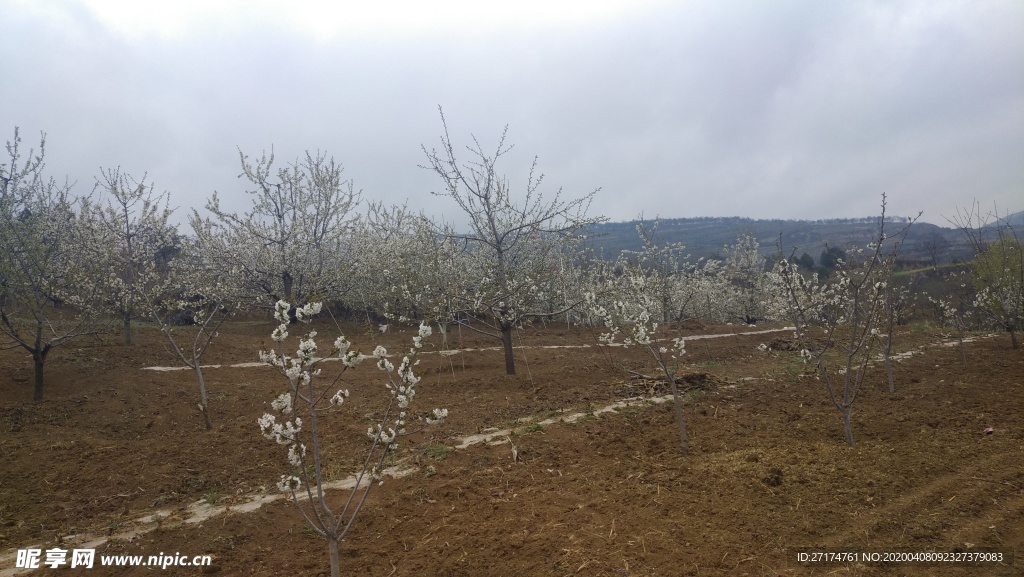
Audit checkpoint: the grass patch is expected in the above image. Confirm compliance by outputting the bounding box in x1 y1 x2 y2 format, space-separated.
202 491 224 505
423 442 448 461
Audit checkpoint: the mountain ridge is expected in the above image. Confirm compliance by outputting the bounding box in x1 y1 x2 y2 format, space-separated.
581 210 1024 266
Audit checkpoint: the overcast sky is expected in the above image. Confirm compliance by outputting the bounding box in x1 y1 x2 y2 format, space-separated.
2 0 1022 231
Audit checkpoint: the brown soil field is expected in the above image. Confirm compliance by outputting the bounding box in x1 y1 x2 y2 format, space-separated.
0 318 1021 576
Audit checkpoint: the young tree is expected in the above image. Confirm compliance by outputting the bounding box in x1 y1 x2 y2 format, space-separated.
770 195 915 445
259 301 447 577
586 271 690 455
80 168 177 345
624 218 690 324
136 239 241 429
878 281 911 392
191 148 361 309
927 270 975 364
421 109 604 374
948 203 1023 348
722 233 769 324
0 129 105 401
973 234 1023 348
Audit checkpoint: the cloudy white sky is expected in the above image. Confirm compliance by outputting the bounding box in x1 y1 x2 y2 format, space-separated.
2 0 1021 230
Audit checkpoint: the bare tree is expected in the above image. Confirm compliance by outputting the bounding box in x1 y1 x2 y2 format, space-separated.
0 129 105 401
421 108 604 374
921 229 950 269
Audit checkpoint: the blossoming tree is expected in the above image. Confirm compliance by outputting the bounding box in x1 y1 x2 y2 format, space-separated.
0 129 106 401
769 196 915 445
135 238 243 429
258 300 447 577
421 109 604 374
586 270 691 455
947 203 1022 349
191 147 361 310
80 167 177 345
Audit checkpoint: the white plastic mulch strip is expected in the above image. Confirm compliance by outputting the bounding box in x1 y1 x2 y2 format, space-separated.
0 465 416 577
0 390 681 575
141 326 796 371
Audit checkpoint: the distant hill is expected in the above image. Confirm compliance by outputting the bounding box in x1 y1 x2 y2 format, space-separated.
992 210 1024 229
582 216 986 266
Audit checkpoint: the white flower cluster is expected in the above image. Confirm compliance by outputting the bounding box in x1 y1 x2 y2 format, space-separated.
426 408 448 425
330 389 349 406
586 286 684 359
367 424 397 445
412 322 431 349
259 301 449 499
333 335 361 367
270 392 293 414
287 443 306 467
277 474 301 493
295 302 323 322
374 345 394 372
258 413 302 445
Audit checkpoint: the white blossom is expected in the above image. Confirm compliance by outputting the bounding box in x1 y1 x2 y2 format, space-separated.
287 443 306 467
277 474 301 493
271 392 293 414
274 300 291 324
330 389 349 406
295 302 322 322
426 408 448 425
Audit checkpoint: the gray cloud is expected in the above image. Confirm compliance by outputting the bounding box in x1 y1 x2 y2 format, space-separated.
2 0 1021 231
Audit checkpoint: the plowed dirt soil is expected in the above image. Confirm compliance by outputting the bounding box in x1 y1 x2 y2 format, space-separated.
1 318 1021 576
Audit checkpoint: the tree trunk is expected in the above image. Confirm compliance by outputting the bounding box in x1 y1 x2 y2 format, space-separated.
667 373 689 455
283 270 294 301
327 537 341 577
1009 327 1019 350
123 312 132 346
881 331 895 393
841 407 855 447
193 363 212 430
500 325 516 375
32 325 46 402
884 348 894 394
33 354 45 402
